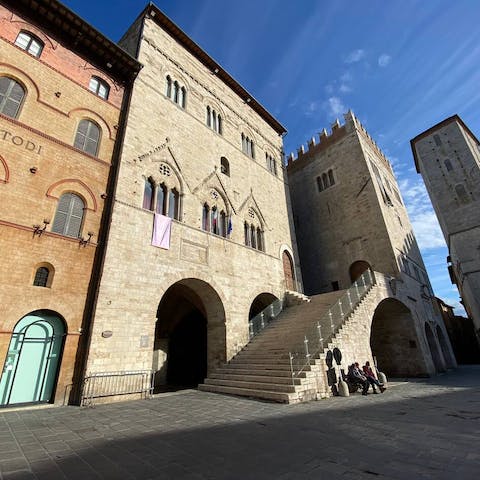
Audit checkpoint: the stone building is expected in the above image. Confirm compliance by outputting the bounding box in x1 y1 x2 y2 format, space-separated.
411 116 480 341
435 298 480 364
0 0 140 407
286 112 456 378
82 4 301 395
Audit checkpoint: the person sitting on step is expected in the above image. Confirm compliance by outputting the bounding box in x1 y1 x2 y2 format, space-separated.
362 361 386 393
347 363 369 395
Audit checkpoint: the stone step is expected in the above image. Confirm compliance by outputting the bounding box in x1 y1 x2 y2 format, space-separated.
214 367 306 378
203 378 297 393
225 362 303 372
209 372 302 385
198 383 294 403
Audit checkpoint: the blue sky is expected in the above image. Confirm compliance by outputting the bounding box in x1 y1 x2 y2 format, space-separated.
62 0 480 313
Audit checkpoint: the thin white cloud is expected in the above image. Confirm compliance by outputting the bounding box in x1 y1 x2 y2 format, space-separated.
399 178 446 251
339 84 352 93
326 96 346 117
378 53 391 67
345 49 365 63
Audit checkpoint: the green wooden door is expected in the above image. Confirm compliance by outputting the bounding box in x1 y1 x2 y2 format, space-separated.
0 312 65 406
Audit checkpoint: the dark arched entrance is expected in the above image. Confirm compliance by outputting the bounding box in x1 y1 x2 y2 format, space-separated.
153 279 225 392
349 260 371 283
371 298 428 377
282 251 295 291
436 325 455 368
0 310 66 406
425 323 445 372
249 293 278 320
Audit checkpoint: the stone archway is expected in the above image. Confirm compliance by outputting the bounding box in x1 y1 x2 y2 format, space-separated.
436 325 455 368
249 293 278 320
152 279 225 392
370 298 428 377
282 251 295 291
425 323 446 372
349 260 371 283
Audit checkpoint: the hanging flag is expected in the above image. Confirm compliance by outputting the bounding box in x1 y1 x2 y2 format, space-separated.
212 208 218 232
152 213 172 249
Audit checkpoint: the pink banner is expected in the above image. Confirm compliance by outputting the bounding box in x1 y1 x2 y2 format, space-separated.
152 213 172 249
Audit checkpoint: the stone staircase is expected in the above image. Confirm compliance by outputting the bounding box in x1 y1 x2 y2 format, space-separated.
199 274 380 403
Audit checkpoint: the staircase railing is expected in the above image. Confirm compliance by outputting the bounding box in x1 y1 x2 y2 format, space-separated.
249 298 284 339
288 269 377 378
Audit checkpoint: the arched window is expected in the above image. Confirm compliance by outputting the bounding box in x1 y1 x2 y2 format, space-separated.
181 87 186 108
14 31 44 57
220 211 226 237
241 133 246 153
217 115 222 135
256 227 263 251
168 188 179 219
51 193 85 238
244 222 249 246
166 75 172 98
250 141 255 159
33 267 49 287
0 77 25 119
444 159 453 172
250 224 256 249
322 172 329 189
156 183 167 215
212 110 217 131
206 106 211 127
316 176 324 192
220 157 230 176
89 76 109 100
173 81 179 104
328 169 335 185
74 119 100 156
210 206 219 234
143 178 154 210
202 204 210 231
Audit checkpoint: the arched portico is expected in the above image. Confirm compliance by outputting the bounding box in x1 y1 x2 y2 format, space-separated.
425 323 446 372
436 325 455 368
249 293 278 319
0 310 66 406
370 298 428 377
152 278 225 392
349 260 371 283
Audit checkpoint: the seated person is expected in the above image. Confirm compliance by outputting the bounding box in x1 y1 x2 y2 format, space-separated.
362 361 386 393
347 363 369 395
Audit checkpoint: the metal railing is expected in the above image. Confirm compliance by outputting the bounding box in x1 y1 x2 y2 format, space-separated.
289 269 377 379
81 370 154 407
248 298 284 339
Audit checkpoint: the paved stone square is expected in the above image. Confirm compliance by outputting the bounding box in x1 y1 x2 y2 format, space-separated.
0 365 479 479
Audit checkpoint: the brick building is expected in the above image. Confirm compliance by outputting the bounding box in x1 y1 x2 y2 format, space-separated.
0 0 140 407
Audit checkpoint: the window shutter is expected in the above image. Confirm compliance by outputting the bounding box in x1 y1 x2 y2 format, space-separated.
51 193 71 234
66 194 84 237
52 193 84 237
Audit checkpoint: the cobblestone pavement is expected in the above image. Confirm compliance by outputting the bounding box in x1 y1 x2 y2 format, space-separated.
0 365 479 480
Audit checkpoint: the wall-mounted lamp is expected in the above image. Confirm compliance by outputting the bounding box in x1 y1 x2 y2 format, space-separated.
79 231 94 247
29 166 38 174
33 219 50 236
